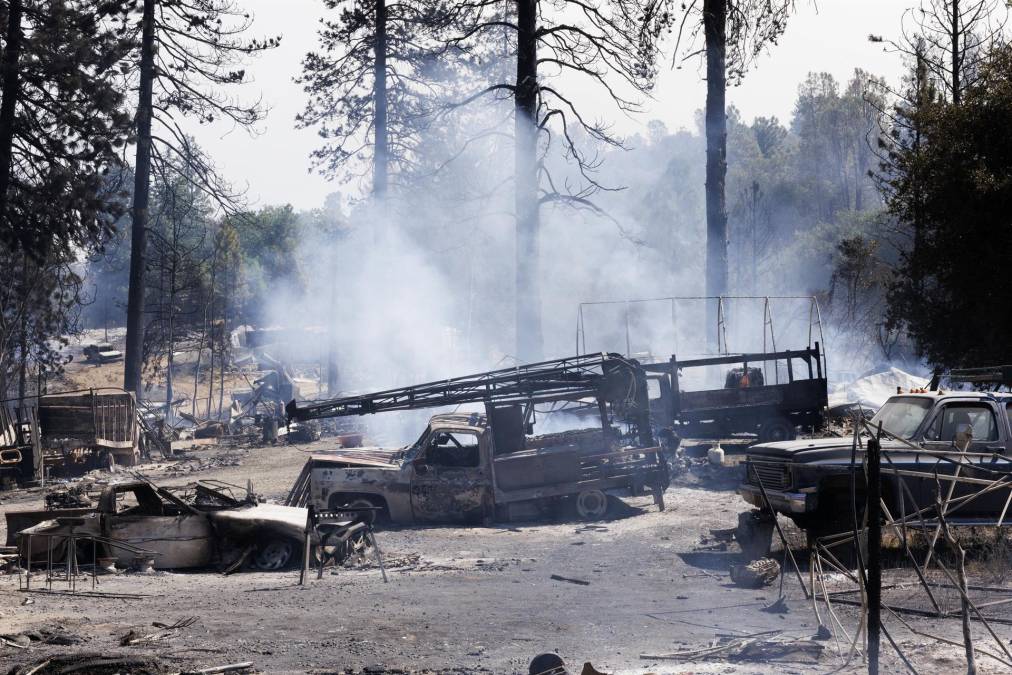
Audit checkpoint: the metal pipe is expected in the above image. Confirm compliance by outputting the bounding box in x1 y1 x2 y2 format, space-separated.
867 432 882 674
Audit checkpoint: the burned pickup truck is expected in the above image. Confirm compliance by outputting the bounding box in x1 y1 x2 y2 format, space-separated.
739 387 1012 550
289 412 667 523
286 353 670 523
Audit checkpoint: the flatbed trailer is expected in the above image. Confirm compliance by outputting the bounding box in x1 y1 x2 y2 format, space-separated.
642 344 828 443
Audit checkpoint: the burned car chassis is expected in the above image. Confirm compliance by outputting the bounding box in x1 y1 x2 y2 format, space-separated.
10 480 347 572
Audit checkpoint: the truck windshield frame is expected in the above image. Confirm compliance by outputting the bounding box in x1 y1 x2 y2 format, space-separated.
870 396 934 439
402 426 432 462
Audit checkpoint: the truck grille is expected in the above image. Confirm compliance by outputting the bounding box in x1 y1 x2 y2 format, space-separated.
748 459 792 491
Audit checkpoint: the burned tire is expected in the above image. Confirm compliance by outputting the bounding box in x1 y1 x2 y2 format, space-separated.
344 528 373 564
758 417 796 443
575 489 608 520
319 527 372 567
252 538 297 571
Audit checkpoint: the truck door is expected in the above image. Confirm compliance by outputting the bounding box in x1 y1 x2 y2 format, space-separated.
409 428 490 523
919 401 1009 518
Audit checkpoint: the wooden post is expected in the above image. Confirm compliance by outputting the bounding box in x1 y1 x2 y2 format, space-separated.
24 533 31 589
369 526 388 584
867 433 882 675
299 505 314 586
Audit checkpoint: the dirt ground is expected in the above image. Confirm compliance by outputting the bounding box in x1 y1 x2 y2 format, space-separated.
1 437 1009 674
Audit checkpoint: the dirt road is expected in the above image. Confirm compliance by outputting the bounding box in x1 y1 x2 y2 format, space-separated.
0 440 1005 674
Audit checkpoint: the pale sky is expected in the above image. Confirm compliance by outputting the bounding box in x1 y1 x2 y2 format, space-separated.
191 0 912 210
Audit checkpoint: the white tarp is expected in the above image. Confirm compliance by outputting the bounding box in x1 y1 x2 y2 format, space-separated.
829 367 931 409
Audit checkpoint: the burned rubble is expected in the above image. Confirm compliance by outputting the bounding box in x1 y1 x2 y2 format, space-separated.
5 0 1012 667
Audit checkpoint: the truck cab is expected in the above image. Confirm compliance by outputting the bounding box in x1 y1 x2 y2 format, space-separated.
308 413 494 524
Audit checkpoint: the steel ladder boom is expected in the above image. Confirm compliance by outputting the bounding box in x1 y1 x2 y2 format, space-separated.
285 352 639 421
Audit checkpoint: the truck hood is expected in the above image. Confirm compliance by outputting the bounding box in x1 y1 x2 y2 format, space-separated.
208 503 309 542
747 436 906 463
309 446 404 469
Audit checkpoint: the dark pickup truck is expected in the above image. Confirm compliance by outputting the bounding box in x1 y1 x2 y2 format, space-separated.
739 390 1012 547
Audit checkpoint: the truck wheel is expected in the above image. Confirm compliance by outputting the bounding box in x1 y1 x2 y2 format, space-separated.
345 498 377 526
575 489 608 520
758 417 796 443
252 538 296 571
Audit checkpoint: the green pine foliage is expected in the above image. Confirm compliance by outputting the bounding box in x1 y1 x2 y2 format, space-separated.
884 45 1012 367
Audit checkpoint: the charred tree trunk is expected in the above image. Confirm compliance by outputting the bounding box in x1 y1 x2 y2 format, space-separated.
192 310 207 417
373 0 388 198
0 0 23 231
911 49 927 295
217 330 225 417
124 0 156 398
17 306 27 404
854 122 867 212
326 270 339 395
950 0 960 105
218 267 231 418
514 0 542 362
207 348 215 417
703 0 727 352
165 258 176 422
205 260 217 417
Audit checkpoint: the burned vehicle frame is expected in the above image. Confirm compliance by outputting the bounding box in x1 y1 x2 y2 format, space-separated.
641 345 828 443
10 480 367 572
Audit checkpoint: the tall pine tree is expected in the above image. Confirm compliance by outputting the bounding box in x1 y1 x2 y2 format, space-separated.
122 0 279 398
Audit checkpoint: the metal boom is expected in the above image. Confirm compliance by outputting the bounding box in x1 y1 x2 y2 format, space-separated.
285 352 648 427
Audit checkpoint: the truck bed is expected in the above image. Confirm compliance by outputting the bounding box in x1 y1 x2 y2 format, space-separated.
493 436 666 502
